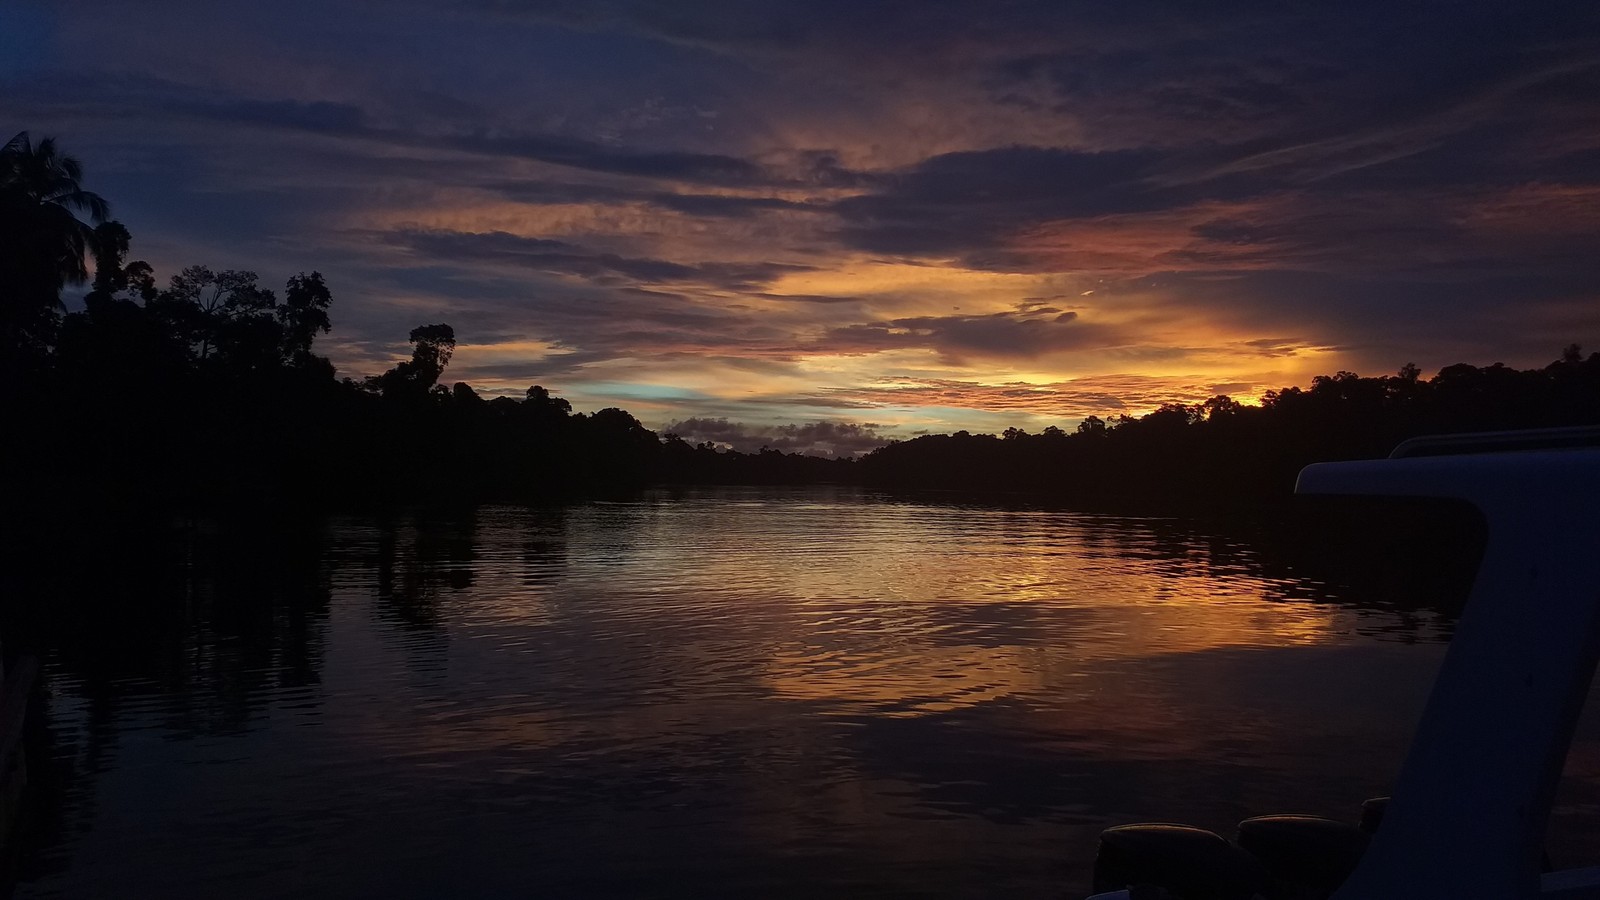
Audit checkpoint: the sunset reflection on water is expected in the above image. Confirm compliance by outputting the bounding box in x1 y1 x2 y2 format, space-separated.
26 487 1593 900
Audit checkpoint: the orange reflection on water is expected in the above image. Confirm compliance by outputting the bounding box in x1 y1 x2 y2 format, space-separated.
544 499 1364 719
756 565 1347 718
334 499 1372 755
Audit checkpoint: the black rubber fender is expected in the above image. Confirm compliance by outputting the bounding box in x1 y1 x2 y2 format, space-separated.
1093 823 1269 900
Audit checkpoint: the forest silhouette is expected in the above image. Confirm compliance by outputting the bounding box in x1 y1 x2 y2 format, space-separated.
4 131 1599 519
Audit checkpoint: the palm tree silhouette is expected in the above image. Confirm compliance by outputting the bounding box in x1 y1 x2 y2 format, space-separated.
1 131 112 365
2 132 111 288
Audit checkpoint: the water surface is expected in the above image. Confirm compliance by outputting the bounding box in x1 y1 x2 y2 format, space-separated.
13 488 1600 897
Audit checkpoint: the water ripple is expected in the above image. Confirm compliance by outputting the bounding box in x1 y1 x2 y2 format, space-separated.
14 488 1516 900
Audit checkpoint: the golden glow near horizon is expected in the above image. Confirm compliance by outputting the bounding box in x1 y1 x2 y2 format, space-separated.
158 137 1559 443
350 192 1344 430
316 159 1381 438
31 2 1592 445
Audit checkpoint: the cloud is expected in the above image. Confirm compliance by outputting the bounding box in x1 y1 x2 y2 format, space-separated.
821 374 1257 419
378 228 814 290
4 70 856 190
994 179 1600 286
421 177 838 225
829 147 1163 258
660 417 893 457
1239 338 1342 359
814 306 1100 364
9 0 1599 436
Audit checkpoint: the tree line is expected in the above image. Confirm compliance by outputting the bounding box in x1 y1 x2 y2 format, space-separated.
856 352 1600 509
3 131 1597 519
0 132 849 517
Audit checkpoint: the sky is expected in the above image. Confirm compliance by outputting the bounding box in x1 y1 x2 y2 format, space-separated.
4 1 1599 454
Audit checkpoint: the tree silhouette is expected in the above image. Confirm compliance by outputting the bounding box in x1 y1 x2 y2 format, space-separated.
859 352 1600 509
279 272 332 366
0 132 109 285
410 324 455 371
371 323 457 401
8 133 1600 516
85 221 134 300
0 131 111 371
152 266 281 365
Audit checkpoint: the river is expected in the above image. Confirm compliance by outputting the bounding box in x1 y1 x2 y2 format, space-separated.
9 487 1600 898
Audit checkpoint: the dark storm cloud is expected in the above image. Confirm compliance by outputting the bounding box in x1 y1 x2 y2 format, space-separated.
659 417 892 456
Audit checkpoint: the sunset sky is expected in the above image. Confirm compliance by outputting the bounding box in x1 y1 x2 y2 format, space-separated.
4 1 1599 453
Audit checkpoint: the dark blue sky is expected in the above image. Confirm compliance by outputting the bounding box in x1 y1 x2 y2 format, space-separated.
5 0 1598 451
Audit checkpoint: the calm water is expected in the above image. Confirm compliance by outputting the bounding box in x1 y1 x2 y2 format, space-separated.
11 487 1600 898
